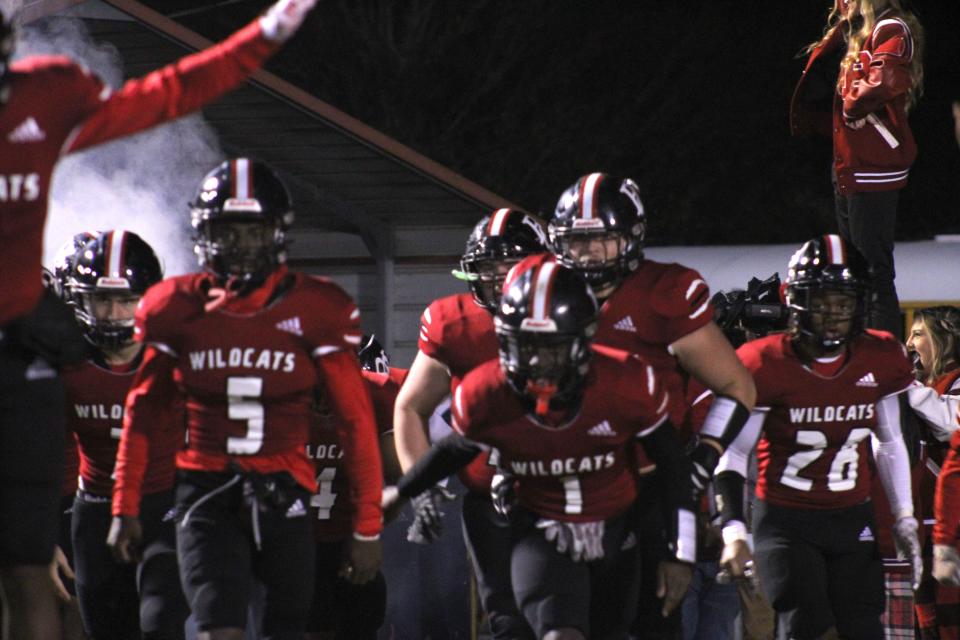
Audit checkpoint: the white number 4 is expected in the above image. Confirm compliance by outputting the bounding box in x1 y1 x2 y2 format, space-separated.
311 467 337 519
780 427 872 492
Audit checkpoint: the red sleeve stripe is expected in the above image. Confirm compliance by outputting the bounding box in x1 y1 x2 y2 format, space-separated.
531 260 558 322
824 234 846 265
578 173 604 220
488 208 512 236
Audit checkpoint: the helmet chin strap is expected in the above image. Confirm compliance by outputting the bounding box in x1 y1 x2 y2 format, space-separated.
526 379 558 417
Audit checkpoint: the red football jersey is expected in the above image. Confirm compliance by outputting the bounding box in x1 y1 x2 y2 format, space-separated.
310 370 402 542
452 348 669 522
934 429 960 545
417 292 500 493
0 20 275 325
114 268 383 536
594 260 713 426
62 358 180 497
739 331 914 510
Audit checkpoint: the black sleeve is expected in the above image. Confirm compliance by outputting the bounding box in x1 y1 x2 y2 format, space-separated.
396 433 483 498
638 420 697 563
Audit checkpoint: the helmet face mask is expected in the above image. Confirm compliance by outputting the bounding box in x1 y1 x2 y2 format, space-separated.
458 209 549 312
69 230 162 350
549 173 645 298
191 158 293 290
785 235 870 354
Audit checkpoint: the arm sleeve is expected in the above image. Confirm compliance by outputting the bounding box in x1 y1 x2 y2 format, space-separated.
315 350 383 538
714 411 767 524
111 345 178 517
934 431 960 545
67 19 277 153
637 418 697 563
842 21 914 120
908 384 960 443
396 433 483 499
874 393 915 521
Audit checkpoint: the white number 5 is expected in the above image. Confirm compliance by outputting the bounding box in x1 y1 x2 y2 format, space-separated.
226 376 264 455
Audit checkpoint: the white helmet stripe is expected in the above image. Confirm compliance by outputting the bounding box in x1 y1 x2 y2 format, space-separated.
234 158 250 199
826 234 845 264
107 230 126 278
489 208 511 236
580 173 603 220
531 260 557 321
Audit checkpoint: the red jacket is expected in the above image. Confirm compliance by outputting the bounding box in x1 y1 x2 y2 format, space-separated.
791 10 917 195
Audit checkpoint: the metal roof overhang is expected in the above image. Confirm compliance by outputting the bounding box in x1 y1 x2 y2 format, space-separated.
30 0 516 260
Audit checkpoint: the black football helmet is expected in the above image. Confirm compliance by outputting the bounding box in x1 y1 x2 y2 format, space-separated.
785 234 871 351
43 231 96 301
357 334 390 374
455 208 549 312
495 253 598 416
69 230 163 349
191 157 293 290
549 172 646 297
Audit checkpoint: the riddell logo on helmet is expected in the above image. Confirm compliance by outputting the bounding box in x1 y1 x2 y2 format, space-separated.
520 318 558 332
571 219 605 230
223 197 262 213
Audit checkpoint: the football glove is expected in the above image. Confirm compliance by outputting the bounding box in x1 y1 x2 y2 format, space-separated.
260 0 317 43
535 518 605 562
405 485 456 545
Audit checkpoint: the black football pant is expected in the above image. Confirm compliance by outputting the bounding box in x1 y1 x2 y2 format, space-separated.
176 469 314 639
835 187 901 339
511 506 640 639
753 499 884 640
72 488 187 640
461 491 535 640
307 539 386 639
0 345 64 568
631 472 683 640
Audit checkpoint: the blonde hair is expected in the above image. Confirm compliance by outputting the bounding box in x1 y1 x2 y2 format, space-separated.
913 306 960 385
806 0 924 110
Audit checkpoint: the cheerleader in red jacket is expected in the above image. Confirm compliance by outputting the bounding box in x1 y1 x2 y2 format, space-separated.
791 0 924 338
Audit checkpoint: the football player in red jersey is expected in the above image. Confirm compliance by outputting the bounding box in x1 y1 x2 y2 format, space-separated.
305 335 405 640
0 3 315 638
451 254 696 640
715 235 922 640
107 159 383 640
548 172 756 638
393 208 548 639
62 230 188 640
933 429 960 587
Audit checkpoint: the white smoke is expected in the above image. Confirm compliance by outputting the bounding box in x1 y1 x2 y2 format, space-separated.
14 12 224 277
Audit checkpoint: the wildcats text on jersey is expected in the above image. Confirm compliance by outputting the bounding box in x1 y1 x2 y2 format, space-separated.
0 172 39 201
74 403 124 420
188 347 295 372
788 403 875 424
508 452 616 477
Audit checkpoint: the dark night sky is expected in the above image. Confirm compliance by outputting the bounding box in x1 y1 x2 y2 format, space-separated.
146 1 960 246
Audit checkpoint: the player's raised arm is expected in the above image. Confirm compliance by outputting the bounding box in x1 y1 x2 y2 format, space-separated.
67 0 316 153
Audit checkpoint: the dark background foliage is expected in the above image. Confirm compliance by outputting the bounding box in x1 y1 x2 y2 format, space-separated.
145 0 960 245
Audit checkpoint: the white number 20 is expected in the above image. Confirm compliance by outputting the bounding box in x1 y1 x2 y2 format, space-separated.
226 376 264 455
780 427 872 492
